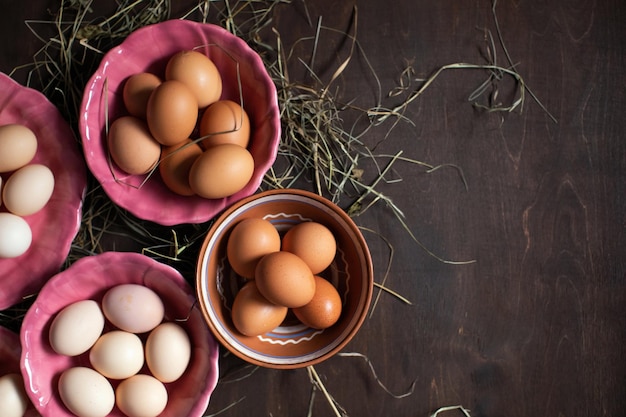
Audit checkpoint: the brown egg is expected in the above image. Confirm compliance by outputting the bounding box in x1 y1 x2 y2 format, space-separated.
158 139 203 196
146 80 198 146
108 116 161 175
293 276 342 329
199 100 250 149
231 281 288 337
255 251 316 308
122 72 161 119
282 221 337 274
165 50 223 109
188 143 254 199
227 218 281 278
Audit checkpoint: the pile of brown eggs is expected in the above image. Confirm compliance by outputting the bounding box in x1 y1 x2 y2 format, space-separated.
0 123 55 258
226 218 343 336
48 284 191 417
108 50 254 199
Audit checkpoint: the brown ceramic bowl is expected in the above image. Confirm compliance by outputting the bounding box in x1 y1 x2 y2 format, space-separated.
196 189 374 369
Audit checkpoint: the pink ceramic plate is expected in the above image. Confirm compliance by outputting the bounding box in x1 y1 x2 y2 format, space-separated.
20 252 220 417
79 20 280 225
0 326 40 416
0 73 86 310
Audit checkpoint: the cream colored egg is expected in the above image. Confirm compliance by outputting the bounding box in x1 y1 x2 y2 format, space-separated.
49 299 105 356
116 374 168 417
89 331 145 379
0 373 29 417
145 322 191 383
0 124 37 173
102 284 164 334
2 163 54 216
58 367 115 417
0 212 31 259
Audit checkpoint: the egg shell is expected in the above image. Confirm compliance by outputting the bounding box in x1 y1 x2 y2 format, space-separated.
89 330 145 379
282 221 337 274
226 217 281 278
145 322 191 383
0 124 37 173
122 72 162 119
48 299 105 356
231 280 288 337
255 251 316 308
0 212 32 259
158 139 203 196
0 175 3 208
107 116 162 176
146 80 198 146
115 374 168 417
199 99 251 149
0 373 29 417
188 143 254 199
2 163 55 217
165 50 223 108
293 276 343 329
102 284 165 334
58 367 115 417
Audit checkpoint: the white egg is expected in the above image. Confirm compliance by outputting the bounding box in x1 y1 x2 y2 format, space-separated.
49 300 105 356
0 124 38 173
2 163 55 216
116 374 168 417
89 330 144 379
58 367 115 417
145 322 191 383
0 373 29 417
0 212 32 258
102 284 164 334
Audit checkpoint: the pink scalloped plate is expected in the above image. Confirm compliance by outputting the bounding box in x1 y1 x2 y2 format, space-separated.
20 252 220 417
79 20 280 226
0 73 86 310
0 326 41 416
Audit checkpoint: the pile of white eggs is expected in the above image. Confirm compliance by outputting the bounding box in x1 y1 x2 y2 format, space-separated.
0 123 55 258
0 373 30 417
49 284 192 417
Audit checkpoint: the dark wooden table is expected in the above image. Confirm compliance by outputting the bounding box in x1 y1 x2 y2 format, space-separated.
1 1 624 416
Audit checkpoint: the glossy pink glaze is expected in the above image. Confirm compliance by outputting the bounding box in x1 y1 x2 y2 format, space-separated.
0 73 87 310
20 252 219 417
79 20 280 225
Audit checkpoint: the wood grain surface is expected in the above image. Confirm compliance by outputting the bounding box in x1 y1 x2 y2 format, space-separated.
1 1 624 416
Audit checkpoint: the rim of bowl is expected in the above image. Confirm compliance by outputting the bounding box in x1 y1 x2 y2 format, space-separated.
195 189 374 369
